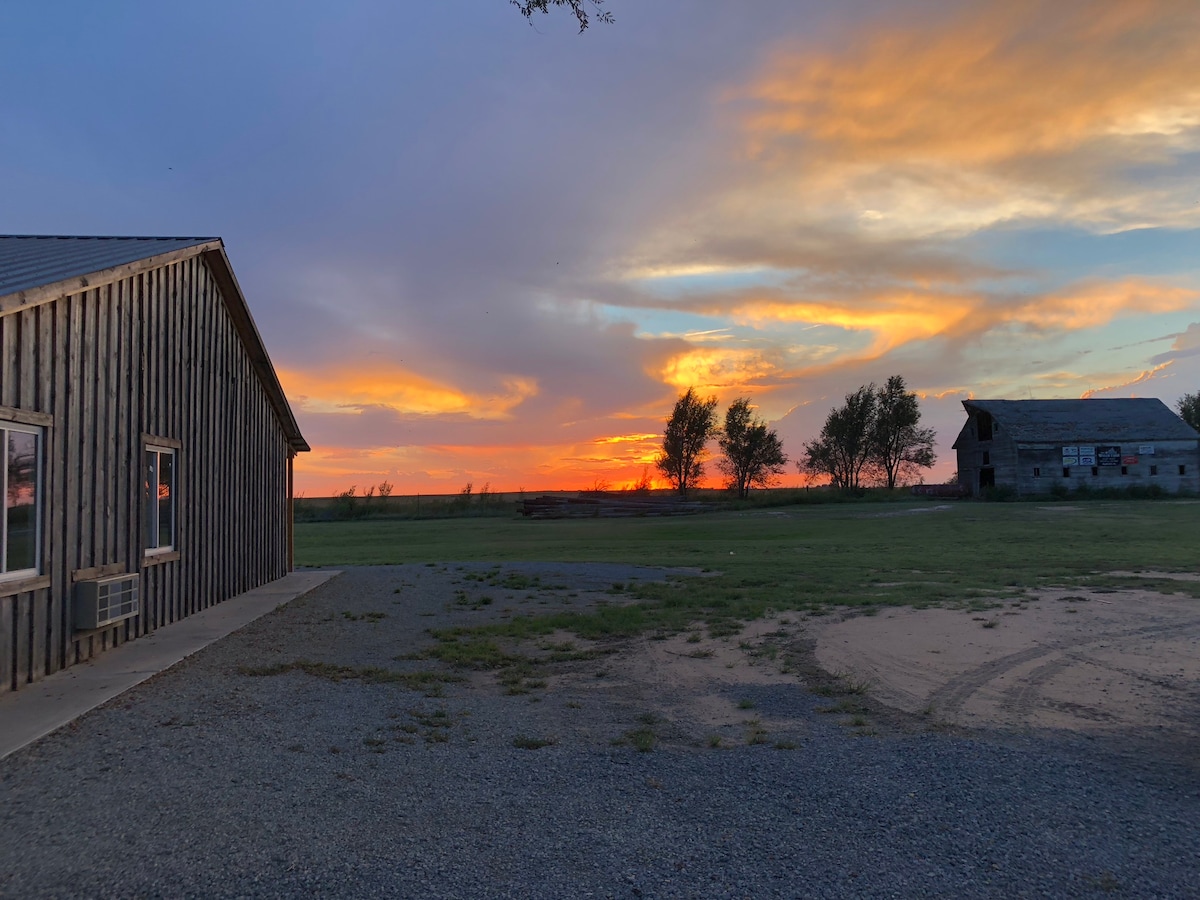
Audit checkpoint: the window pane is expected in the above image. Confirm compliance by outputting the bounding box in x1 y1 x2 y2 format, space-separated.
145 450 158 548
6 430 38 572
158 451 174 549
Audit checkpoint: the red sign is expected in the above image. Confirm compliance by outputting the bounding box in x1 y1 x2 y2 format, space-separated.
1122 455 1138 465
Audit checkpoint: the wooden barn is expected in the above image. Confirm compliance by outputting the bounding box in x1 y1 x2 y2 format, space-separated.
0 236 308 693
953 398 1200 497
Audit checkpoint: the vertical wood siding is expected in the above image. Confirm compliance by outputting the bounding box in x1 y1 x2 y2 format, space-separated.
0 255 290 692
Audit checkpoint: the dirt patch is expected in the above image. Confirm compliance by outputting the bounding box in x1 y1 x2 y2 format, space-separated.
808 587 1200 737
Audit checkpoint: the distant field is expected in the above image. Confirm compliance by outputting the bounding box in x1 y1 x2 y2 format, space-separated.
295 499 1200 634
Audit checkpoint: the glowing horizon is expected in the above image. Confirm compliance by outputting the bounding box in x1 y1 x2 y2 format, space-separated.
4 0 1198 498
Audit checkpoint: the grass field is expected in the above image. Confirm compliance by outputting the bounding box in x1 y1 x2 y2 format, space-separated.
295 499 1200 640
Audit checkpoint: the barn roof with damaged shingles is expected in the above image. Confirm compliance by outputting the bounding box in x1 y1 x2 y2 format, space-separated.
956 398 1199 446
0 235 217 298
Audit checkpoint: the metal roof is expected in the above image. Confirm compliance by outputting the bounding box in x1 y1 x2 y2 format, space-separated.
0 235 308 453
0 235 217 299
961 398 1199 443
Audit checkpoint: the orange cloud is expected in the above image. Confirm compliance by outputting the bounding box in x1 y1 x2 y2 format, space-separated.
733 291 974 355
725 0 1200 236
658 346 791 392
278 365 538 419
1080 361 1175 398
1001 281 1199 331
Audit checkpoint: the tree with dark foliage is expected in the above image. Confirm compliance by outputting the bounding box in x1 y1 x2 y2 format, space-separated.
801 377 937 491
872 375 937 489
800 384 878 492
718 398 789 499
1178 392 1200 431
511 0 612 32
656 388 719 498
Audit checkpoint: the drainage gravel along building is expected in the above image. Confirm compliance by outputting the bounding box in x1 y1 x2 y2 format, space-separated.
0 236 308 693
953 398 1200 498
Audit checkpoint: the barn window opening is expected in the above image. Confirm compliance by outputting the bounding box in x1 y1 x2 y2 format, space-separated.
982 451 991 466
1091 466 1099 477
1150 465 1158 476
976 413 993 442
1033 467 1041 477
1062 467 1070 477
1 422 42 578
1120 466 1128 476
978 467 995 489
144 446 176 553
1181 465 1188 476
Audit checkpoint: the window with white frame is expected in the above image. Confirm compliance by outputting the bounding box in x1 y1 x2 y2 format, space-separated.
1 422 42 578
144 445 176 553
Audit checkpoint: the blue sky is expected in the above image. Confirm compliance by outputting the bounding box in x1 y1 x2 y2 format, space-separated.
3 0 1199 493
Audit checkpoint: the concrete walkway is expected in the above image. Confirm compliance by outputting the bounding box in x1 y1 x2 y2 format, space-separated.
0 568 340 760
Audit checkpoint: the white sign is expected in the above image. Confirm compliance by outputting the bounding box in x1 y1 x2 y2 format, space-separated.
1061 457 1079 466
1079 454 1096 466
1062 446 1078 456
1139 444 1155 456
1078 446 1095 456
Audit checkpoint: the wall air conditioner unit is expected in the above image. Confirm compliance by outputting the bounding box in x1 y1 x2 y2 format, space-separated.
74 573 140 630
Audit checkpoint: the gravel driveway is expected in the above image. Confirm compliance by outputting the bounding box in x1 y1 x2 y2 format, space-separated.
2 563 1198 899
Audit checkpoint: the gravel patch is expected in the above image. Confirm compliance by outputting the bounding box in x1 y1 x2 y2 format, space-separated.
2 563 1198 899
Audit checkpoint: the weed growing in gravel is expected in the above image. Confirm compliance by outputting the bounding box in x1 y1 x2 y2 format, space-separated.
342 611 387 622
237 660 463 695
707 734 722 748
832 671 872 695
512 735 557 750
817 698 869 715
745 720 769 745
737 699 756 710
624 728 657 752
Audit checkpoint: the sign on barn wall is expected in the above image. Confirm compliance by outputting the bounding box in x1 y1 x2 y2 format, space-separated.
1097 445 1122 466
1139 444 1155 456
1078 445 1097 466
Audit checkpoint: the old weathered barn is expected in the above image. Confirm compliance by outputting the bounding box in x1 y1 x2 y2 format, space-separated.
0 236 307 692
953 398 1199 497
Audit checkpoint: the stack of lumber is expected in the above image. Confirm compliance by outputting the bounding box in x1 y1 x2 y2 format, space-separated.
519 494 715 519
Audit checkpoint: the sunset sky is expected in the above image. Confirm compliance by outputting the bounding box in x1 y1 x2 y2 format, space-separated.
4 0 1200 495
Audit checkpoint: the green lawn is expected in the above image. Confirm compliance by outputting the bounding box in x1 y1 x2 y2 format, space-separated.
296 499 1200 639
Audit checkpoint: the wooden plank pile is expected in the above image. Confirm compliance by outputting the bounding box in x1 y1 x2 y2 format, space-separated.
519 494 716 519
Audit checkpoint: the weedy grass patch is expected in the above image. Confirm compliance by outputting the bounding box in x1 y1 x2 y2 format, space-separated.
297 499 1200 647
237 659 464 694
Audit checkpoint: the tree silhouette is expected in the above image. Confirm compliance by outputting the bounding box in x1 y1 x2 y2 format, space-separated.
1178 392 1200 431
656 388 719 498
801 377 937 491
511 0 612 32
800 385 877 492
872 375 937 489
718 398 788 499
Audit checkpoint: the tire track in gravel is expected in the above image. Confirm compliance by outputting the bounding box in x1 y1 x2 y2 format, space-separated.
927 618 1200 724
